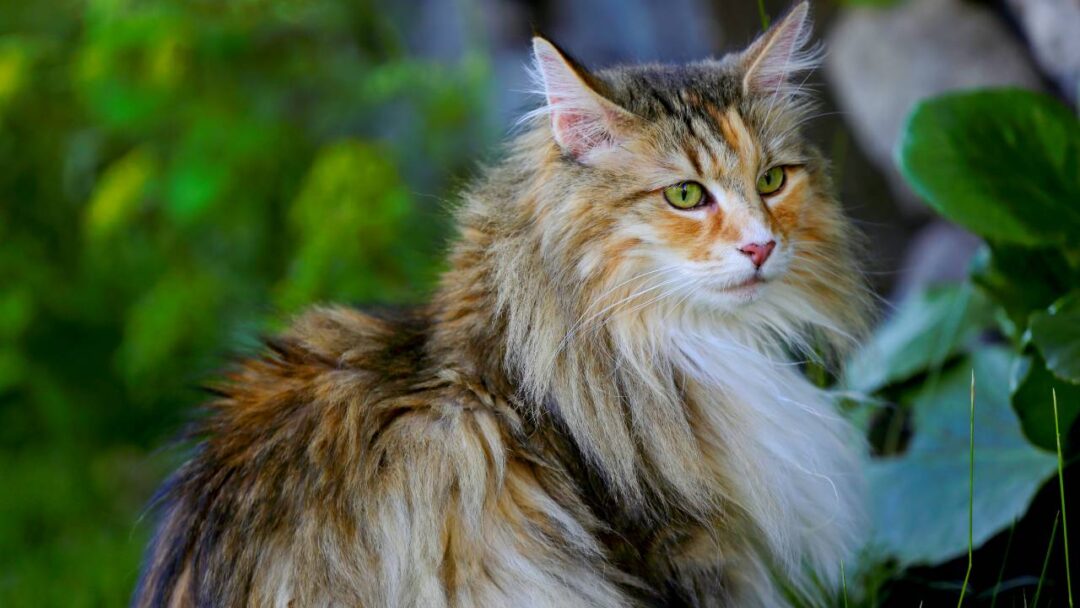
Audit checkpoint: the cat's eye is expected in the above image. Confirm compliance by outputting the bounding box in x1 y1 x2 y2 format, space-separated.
756 166 786 196
663 181 707 209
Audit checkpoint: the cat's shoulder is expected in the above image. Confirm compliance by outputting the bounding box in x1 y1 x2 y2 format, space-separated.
281 303 431 371
206 304 437 429
195 304 508 467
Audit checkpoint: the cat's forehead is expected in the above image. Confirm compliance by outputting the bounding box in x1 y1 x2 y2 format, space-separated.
597 62 744 121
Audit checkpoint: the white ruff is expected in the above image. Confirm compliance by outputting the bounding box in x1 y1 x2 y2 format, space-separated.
666 315 865 586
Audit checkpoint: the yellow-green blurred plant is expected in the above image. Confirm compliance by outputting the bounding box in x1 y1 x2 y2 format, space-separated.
0 0 492 604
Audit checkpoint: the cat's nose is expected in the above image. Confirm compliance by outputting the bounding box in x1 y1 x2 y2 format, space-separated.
738 240 775 268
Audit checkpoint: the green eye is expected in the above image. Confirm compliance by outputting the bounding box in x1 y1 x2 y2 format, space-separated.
756 166 786 195
663 181 706 209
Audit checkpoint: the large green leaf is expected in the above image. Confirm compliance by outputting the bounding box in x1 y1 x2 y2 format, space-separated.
1010 353 1080 451
866 348 1057 566
898 89 1080 246
844 284 993 394
970 244 1078 341
1030 291 1080 384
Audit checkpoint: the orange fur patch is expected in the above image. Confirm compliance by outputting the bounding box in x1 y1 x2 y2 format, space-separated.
765 170 808 236
655 207 739 262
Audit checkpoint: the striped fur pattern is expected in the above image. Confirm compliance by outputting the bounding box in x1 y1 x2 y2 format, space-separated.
134 3 872 606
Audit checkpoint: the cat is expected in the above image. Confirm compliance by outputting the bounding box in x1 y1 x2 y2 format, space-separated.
133 3 872 606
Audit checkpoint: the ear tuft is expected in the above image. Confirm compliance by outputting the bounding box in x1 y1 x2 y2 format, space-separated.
530 37 636 161
740 1 819 96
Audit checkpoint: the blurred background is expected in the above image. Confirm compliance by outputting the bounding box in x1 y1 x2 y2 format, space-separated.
1 0 1076 605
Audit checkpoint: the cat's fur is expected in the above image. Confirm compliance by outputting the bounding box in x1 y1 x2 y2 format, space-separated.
134 3 872 606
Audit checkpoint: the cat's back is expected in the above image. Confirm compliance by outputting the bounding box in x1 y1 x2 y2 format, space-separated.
131 306 522 607
192 305 439 484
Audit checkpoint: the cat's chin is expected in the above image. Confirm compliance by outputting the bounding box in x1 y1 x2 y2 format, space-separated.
698 278 770 309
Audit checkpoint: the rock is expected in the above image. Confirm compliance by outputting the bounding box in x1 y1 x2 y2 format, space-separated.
825 0 1044 215
891 221 983 303
1006 0 1080 104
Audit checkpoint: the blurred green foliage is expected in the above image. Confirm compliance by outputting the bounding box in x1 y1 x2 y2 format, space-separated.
0 0 493 603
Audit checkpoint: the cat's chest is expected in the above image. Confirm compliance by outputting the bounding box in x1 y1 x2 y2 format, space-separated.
678 354 864 570
688 363 823 441
683 361 848 489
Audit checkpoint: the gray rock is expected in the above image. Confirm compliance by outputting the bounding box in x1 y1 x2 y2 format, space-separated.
1006 0 1080 104
825 0 1044 214
891 221 983 303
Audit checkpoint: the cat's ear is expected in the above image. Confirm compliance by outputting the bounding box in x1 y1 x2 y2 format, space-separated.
739 1 818 96
531 36 638 161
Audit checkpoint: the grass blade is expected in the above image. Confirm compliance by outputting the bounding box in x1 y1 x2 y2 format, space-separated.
989 519 1018 608
957 369 975 607
1034 512 1061 608
841 560 849 608
1053 389 1073 607
757 0 771 29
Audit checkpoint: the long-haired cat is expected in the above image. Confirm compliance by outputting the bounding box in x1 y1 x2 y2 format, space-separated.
134 3 872 606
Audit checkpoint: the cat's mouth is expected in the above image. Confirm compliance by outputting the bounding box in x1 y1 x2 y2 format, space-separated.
721 275 766 292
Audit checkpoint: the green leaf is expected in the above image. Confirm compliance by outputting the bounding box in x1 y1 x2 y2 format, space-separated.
843 284 993 393
0 287 33 392
118 270 223 389
0 287 34 339
84 147 156 238
276 140 439 312
166 157 226 223
1010 353 1080 451
0 37 36 112
970 244 1078 341
867 348 1058 566
0 348 26 392
1030 291 1080 384
898 89 1080 245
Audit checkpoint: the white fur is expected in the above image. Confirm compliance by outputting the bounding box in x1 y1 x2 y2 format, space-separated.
669 314 865 583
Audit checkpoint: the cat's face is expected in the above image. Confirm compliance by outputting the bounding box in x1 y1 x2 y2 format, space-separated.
574 85 817 312
526 2 865 346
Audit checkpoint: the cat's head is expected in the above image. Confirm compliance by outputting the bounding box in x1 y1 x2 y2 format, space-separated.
517 1 868 357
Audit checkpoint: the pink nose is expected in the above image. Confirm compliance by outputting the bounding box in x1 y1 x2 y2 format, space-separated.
738 240 775 268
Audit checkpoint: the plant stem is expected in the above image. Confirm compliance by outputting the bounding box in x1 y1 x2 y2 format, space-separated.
1054 389 1074 607
757 0 771 29
957 369 975 607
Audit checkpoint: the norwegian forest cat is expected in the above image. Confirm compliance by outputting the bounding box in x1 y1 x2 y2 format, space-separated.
134 3 872 606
